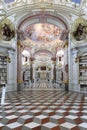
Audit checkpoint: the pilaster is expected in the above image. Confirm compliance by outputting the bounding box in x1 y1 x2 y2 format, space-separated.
63 40 68 91
7 50 17 91
17 40 23 91
71 48 80 92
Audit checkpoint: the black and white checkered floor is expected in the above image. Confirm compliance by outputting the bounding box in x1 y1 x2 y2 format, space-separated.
0 83 87 130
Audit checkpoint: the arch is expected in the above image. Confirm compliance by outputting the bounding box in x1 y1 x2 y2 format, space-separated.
22 47 31 57
17 12 69 42
18 13 68 31
33 49 53 58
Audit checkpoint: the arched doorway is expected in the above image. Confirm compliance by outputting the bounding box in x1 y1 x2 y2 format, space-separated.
17 13 69 90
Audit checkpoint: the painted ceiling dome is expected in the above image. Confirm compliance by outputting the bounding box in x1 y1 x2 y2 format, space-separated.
25 23 62 43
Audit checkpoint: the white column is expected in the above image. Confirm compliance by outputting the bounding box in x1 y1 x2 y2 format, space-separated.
68 33 72 91
63 40 68 91
1 86 6 105
51 64 54 82
7 50 17 91
71 49 80 92
63 45 68 82
32 63 35 82
61 35 70 91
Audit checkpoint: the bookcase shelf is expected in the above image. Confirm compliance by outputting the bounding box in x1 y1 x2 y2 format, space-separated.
79 55 87 92
0 56 7 85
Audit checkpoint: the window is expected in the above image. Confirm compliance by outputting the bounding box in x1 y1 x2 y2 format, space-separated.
41 66 46 70
71 0 81 4
4 0 15 4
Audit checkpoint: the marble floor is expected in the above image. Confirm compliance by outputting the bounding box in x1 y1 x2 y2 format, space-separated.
0 84 87 130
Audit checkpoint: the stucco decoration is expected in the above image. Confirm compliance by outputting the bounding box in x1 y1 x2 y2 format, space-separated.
0 19 15 41
71 17 87 44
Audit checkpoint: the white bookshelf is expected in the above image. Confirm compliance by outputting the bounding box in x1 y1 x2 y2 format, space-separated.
79 55 87 92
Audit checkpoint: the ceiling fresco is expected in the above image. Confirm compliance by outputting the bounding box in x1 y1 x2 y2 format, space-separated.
25 23 61 43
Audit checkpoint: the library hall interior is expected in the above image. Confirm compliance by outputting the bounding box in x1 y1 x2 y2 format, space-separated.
0 0 87 130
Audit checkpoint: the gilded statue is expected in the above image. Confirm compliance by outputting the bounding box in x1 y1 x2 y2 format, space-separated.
2 23 15 41
73 23 86 41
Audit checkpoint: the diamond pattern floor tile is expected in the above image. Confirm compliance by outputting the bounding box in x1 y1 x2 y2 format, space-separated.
42 122 60 130
34 115 49 124
17 115 33 124
22 122 41 130
0 88 87 130
60 122 79 130
78 122 87 130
